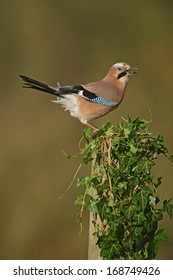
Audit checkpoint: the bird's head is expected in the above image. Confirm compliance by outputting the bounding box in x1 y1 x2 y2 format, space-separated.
105 62 137 86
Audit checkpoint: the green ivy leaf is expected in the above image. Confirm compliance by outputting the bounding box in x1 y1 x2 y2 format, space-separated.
136 187 151 211
130 143 138 154
75 195 85 206
163 200 173 219
149 195 157 207
124 205 136 219
152 209 163 222
123 128 131 138
85 200 98 213
86 185 96 198
153 229 168 255
133 212 147 224
108 198 116 207
83 127 92 141
77 176 91 188
154 176 162 188
141 160 154 174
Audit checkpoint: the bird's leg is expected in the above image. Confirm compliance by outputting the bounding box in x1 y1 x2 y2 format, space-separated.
81 121 99 137
86 122 99 132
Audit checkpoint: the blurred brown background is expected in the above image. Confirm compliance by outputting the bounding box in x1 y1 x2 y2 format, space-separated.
0 0 173 259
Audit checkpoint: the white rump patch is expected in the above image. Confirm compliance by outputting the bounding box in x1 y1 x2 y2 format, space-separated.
52 95 81 120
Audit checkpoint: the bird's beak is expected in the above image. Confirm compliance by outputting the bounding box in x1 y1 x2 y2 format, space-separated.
127 66 138 75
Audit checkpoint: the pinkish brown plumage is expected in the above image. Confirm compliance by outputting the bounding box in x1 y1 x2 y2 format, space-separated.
20 62 137 132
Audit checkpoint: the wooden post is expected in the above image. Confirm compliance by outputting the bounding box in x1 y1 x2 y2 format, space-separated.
88 154 102 260
88 213 102 259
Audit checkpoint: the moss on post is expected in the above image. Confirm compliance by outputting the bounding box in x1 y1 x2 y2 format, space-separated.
75 117 173 260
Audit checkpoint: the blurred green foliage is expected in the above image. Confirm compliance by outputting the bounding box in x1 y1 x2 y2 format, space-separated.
0 0 173 259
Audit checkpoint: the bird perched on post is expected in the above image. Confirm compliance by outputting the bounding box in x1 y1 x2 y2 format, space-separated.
20 62 137 133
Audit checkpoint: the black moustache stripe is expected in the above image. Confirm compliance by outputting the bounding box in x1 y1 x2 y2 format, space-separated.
117 71 127 79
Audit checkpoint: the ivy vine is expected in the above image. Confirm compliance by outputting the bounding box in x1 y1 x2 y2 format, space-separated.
74 117 173 260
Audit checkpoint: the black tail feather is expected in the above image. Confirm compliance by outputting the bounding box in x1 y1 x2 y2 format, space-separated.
20 75 59 96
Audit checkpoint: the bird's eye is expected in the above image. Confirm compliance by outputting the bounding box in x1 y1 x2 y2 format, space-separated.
117 67 122 71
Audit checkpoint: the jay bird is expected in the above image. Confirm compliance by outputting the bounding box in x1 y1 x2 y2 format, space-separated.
20 62 137 133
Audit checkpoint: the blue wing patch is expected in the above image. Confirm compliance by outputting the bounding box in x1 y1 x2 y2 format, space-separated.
91 96 117 106
59 85 117 106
